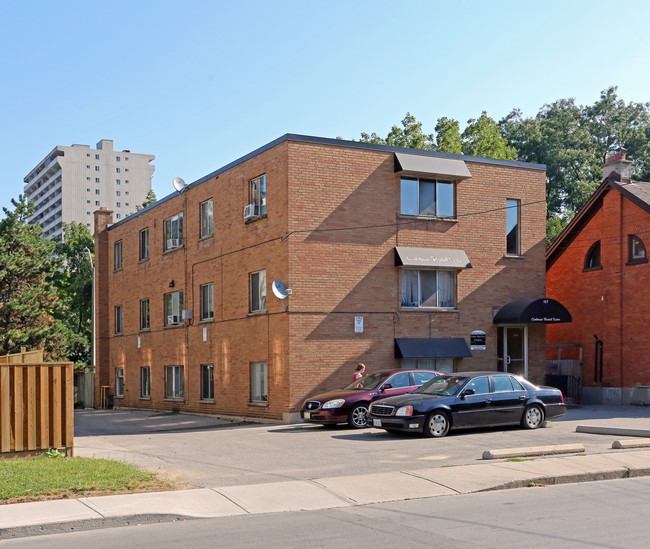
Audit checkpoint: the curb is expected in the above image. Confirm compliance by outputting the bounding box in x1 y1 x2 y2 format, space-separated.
482 444 585 460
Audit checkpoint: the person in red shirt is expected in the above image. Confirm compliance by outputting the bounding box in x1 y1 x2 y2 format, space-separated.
353 363 365 381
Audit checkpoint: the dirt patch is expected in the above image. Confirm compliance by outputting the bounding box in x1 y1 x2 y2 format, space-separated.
0 477 190 506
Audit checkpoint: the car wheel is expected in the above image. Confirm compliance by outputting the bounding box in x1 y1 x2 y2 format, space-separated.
522 404 544 429
347 403 369 428
424 410 450 438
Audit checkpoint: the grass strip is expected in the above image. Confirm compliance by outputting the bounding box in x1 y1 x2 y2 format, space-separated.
0 456 173 504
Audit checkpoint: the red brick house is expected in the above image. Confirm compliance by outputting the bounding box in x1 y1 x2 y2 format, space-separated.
547 151 650 404
94 134 552 422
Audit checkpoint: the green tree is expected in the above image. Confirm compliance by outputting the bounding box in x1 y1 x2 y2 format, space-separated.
361 113 435 150
434 117 462 154
546 215 568 249
0 196 69 359
52 222 94 368
501 87 650 220
461 111 517 160
136 189 158 211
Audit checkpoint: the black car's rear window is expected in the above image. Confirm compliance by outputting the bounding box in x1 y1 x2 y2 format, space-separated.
415 375 467 396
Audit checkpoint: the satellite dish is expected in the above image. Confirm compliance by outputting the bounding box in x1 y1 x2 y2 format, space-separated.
172 177 188 193
272 280 291 300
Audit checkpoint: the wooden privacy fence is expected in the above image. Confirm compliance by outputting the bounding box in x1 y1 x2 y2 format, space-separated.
0 350 74 457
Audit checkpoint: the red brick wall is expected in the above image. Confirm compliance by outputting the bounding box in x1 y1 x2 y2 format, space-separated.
96 138 547 421
96 143 292 419
548 188 650 388
285 141 547 404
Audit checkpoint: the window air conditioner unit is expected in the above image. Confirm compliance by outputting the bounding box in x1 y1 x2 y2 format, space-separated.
243 203 259 219
167 238 179 249
167 315 179 325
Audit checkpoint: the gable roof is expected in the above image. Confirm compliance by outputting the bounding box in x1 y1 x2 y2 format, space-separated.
546 176 650 269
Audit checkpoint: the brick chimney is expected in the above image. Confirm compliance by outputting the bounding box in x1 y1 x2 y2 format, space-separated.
603 148 632 183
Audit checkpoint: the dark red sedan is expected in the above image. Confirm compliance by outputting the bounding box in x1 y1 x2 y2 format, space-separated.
301 369 442 428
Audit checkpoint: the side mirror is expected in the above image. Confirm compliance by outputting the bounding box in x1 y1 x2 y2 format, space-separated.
382 383 393 392
461 388 475 400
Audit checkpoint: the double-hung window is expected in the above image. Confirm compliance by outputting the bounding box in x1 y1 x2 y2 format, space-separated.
200 283 214 320
164 365 184 399
250 270 266 312
401 358 454 374
401 269 455 308
140 298 150 330
506 199 520 255
249 175 266 217
163 213 183 251
201 364 214 400
115 305 123 334
164 290 183 326
140 367 150 398
114 240 122 270
400 177 455 218
200 199 213 238
250 361 267 402
139 228 149 261
115 368 124 397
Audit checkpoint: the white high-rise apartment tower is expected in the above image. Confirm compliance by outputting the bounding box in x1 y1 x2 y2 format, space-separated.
23 139 155 239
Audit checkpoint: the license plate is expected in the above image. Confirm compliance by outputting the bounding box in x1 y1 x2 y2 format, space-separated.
373 418 382 427
304 411 311 419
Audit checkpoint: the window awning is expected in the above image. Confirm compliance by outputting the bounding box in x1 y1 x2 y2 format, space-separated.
395 247 472 269
395 338 473 359
395 152 472 180
493 298 572 324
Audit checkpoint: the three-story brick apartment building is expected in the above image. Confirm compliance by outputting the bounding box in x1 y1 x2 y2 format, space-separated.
94 134 556 422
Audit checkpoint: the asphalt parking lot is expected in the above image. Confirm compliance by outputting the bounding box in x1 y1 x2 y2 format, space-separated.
74 405 650 489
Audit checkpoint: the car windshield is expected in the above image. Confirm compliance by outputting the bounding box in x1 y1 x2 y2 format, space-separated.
344 373 388 391
414 375 467 396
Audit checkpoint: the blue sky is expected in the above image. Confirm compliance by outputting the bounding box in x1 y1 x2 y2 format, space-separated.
2 0 649 216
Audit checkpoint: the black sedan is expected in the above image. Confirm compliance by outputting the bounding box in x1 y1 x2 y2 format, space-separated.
367 372 565 437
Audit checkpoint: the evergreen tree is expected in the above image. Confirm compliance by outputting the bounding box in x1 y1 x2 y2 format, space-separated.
0 196 68 359
136 189 158 211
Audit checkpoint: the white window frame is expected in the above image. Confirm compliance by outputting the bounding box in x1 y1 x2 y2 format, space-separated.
250 361 267 403
249 175 266 216
140 366 150 398
114 240 122 271
164 365 184 399
115 368 124 397
200 283 214 320
249 269 266 312
164 290 183 326
401 269 456 309
201 364 214 400
115 305 123 334
163 213 183 251
200 199 213 238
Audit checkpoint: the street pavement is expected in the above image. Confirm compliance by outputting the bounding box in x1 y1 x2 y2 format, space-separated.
1 405 650 537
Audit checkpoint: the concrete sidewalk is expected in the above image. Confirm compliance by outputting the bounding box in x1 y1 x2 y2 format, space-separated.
2 449 650 535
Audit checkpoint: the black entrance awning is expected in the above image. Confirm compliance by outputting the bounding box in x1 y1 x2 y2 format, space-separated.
395 338 472 359
493 298 572 324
